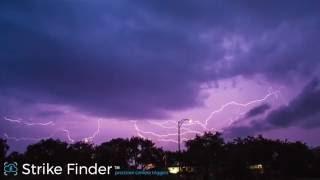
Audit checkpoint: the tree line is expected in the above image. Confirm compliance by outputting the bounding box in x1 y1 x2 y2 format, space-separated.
1 132 320 180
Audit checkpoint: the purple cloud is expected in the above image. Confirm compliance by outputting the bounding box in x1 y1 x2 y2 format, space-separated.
245 103 271 118
226 78 320 137
0 0 319 121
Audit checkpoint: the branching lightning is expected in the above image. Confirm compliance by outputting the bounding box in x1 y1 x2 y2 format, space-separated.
3 117 101 144
191 90 280 129
133 90 281 145
3 116 54 126
61 129 75 143
134 121 202 137
2 88 283 150
83 119 101 143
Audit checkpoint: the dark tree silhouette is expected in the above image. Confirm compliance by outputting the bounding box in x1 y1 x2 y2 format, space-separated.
224 136 278 179
312 147 320 177
224 135 314 179
68 141 95 164
95 138 130 168
128 137 164 169
0 138 8 162
163 151 179 167
185 132 225 179
6 151 25 163
1 135 319 180
24 139 69 164
96 137 164 169
276 141 313 178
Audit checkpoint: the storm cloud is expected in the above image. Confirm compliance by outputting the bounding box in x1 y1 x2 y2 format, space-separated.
245 103 271 118
266 78 320 128
1 0 320 120
227 78 320 137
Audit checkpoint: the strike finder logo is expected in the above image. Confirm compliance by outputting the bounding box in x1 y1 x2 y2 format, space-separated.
3 162 115 176
3 162 18 176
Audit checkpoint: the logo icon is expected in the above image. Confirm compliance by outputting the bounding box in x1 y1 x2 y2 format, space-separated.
4 162 18 176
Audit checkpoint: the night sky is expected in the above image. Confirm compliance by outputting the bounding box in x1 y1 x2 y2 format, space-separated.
1 0 320 152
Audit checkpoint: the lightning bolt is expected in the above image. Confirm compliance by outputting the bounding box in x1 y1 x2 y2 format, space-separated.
3 117 101 144
134 121 202 138
133 121 197 143
2 115 58 142
133 90 281 145
3 116 54 126
83 119 101 143
1 88 283 149
61 129 75 143
157 137 191 144
58 119 102 143
191 90 280 129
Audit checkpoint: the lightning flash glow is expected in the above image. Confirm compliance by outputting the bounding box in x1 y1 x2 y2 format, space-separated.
3 117 101 144
133 90 281 145
2 89 282 150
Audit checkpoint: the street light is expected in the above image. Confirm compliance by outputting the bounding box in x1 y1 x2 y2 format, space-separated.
177 118 191 174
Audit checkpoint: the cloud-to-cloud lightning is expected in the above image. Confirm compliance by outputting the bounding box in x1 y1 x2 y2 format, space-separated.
3 116 54 126
1 0 320 151
3 117 101 144
133 90 281 145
